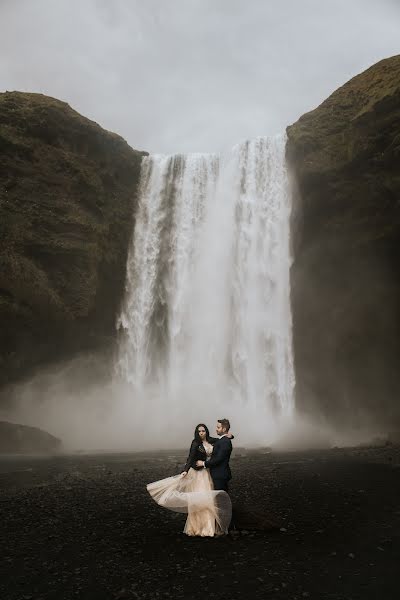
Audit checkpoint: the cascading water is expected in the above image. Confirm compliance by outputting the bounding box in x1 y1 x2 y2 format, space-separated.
116 135 295 446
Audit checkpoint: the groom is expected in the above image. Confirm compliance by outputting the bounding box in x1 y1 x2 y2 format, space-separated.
196 418 232 492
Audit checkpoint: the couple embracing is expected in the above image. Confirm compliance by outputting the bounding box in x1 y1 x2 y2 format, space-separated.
147 419 233 537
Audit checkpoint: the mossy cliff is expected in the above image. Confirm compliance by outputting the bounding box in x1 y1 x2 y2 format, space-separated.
287 55 400 428
0 92 146 390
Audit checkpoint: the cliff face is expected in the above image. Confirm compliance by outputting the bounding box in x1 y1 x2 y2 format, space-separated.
0 92 146 390
286 55 400 429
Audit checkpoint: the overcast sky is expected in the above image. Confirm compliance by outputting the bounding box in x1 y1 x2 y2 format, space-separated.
0 0 399 154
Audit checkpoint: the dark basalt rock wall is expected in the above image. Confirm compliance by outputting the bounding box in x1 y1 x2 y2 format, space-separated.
0 92 147 392
286 55 400 429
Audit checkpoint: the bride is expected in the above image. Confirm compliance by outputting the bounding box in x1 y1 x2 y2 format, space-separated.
146 424 232 537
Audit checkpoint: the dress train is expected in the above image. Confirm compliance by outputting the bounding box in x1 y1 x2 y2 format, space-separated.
147 467 231 537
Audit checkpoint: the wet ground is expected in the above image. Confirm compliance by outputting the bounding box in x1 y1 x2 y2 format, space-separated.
1 444 399 599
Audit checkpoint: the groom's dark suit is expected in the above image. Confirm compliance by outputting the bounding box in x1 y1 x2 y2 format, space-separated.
205 435 232 492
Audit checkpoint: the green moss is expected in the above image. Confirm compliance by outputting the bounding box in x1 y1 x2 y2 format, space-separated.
0 91 147 389
286 55 400 428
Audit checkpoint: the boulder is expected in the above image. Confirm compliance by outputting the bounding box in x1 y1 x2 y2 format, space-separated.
0 420 61 453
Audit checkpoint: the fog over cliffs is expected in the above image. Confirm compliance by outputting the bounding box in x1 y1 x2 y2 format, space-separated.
1 55 400 450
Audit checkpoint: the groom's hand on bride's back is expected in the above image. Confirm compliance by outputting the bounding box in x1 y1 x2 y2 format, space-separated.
180 471 188 477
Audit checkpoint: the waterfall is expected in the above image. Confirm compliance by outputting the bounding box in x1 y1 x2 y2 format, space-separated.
116 135 295 446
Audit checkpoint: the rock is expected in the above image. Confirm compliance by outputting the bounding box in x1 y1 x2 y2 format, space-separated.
0 92 147 392
0 420 61 453
286 55 400 429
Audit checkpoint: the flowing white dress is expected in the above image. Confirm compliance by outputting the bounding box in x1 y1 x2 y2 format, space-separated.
146 440 232 537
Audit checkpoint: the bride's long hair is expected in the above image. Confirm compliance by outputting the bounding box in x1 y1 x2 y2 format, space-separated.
194 423 210 443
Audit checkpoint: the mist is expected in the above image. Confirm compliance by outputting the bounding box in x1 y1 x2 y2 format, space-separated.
1 1 398 453
1 0 399 153
1 353 386 453
0 133 391 454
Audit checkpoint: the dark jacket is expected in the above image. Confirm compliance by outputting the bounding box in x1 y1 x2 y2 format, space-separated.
205 435 232 483
183 436 219 472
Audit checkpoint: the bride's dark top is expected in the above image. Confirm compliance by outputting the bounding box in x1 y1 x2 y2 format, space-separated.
184 436 233 472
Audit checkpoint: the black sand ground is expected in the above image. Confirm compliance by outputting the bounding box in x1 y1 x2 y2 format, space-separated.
1 445 399 600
